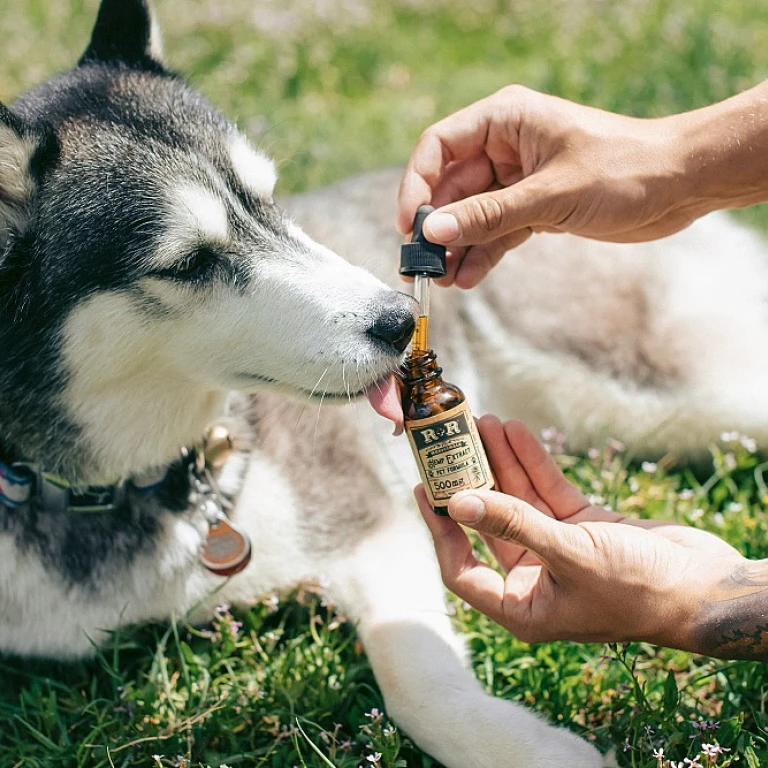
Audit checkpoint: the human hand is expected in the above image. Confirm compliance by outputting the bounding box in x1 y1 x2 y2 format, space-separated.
397 85 726 288
416 416 746 653
397 85 695 288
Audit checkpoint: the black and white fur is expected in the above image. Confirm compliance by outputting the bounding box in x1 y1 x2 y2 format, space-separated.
0 1 606 766
3 1 768 765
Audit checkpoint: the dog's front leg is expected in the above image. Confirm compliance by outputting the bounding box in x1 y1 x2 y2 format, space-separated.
321 503 605 768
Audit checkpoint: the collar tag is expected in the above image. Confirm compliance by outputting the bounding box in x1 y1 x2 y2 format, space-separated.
190 444 251 578
0 462 31 508
200 508 252 577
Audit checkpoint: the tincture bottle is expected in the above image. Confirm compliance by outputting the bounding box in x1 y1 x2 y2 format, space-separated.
399 206 495 515
400 350 495 514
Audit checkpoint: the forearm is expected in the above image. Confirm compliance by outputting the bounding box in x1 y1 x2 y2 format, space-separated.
667 80 768 217
688 559 768 661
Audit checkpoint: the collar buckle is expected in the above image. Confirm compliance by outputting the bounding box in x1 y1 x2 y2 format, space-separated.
0 461 32 508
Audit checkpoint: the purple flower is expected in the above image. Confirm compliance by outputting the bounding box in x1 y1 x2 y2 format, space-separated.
692 720 720 731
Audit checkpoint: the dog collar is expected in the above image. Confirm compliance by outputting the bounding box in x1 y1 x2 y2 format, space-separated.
0 460 169 514
0 423 236 514
0 425 252 577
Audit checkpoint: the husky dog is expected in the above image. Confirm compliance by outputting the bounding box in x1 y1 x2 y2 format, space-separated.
0 0 607 766
2 0 767 765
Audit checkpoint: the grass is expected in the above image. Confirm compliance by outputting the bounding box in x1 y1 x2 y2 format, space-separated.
1 0 768 766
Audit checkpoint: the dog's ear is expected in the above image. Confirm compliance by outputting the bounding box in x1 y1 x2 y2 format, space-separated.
79 0 165 70
0 104 48 238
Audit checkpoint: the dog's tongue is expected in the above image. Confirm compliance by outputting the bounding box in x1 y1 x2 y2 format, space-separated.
365 375 404 436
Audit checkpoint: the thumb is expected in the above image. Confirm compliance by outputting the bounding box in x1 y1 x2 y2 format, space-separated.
448 490 581 567
423 176 558 246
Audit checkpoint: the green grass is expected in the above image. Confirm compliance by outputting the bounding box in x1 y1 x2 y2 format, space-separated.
1 0 768 766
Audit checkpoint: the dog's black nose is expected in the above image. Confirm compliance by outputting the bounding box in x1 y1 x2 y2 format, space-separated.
367 303 416 354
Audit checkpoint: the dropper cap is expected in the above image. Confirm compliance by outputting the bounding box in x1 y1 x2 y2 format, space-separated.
399 205 447 278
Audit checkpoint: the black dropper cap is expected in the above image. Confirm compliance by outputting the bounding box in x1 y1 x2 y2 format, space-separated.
399 205 447 278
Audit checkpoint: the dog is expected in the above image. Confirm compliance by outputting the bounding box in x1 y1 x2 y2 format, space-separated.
2 0 767 766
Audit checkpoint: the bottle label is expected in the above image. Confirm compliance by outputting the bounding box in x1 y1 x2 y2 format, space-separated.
405 401 494 508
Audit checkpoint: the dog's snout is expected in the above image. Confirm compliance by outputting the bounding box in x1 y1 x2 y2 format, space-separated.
367 301 416 354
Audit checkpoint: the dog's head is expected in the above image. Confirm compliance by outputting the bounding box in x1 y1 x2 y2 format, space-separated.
0 0 413 475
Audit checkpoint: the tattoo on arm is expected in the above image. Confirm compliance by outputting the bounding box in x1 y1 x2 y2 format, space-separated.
694 559 768 661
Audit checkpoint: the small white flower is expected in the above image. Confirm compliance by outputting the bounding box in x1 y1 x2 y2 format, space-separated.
641 461 657 473
701 743 729 757
678 488 694 501
727 502 743 512
741 436 758 453
607 438 626 453
540 426 566 452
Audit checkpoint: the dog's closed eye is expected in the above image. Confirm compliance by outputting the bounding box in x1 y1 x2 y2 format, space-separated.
153 245 221 283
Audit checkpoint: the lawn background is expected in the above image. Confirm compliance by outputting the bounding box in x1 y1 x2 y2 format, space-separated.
1 0 768 766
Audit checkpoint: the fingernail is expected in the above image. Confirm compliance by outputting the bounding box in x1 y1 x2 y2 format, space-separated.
425 212 460 243
450 493 486 524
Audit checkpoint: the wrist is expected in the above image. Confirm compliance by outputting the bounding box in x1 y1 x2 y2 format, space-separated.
664 80 768 217
638 567 711 653
627 549 736 654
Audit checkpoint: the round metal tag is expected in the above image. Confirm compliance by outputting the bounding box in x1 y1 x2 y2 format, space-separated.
200 517 252 576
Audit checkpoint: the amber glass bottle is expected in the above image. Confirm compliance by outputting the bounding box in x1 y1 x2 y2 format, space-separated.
401 350 495 515
399 205 495 514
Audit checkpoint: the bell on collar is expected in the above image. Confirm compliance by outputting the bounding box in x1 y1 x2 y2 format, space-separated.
203 424 234 470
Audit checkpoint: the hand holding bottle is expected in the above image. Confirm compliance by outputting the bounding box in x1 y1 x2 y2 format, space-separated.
397 82 768 288
415 416 768 660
